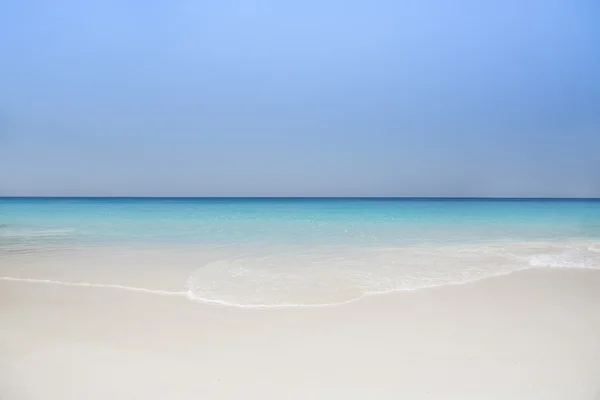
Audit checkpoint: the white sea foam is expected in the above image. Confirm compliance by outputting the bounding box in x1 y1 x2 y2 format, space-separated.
0 276 186 296
529 252 589 268
588 244 600 253
185 241 600 308
3 241 600 309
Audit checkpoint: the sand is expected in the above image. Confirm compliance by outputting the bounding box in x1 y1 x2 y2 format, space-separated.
1 268 600 400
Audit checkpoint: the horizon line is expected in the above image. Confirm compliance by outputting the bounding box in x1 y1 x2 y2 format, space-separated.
1 196 599 200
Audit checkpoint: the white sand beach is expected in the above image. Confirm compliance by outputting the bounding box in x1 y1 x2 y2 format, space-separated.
1 268 599 400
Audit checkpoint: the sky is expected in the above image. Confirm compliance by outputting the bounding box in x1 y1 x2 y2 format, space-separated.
1 0 599 197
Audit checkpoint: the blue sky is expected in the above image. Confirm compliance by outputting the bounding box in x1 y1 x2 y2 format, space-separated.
1 0 599 197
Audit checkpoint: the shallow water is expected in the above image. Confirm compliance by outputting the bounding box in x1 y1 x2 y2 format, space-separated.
1 198 599 307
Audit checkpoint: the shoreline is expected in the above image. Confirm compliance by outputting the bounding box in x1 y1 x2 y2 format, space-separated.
1 262 598 309
3 236 599 309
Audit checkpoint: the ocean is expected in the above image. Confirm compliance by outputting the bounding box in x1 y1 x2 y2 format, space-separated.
1 197 599 307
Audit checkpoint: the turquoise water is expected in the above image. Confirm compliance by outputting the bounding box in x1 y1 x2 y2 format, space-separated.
2 198 600 307
3 197 600 245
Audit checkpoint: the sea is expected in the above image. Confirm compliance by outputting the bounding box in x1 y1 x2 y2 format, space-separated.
1 197 599 307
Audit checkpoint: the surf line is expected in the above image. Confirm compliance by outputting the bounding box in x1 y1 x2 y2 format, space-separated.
0 276 187 296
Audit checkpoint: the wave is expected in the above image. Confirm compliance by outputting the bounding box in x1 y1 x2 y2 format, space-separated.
185 241 600 308
528 252 591 268
0 276 186 297
3 241 600 309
